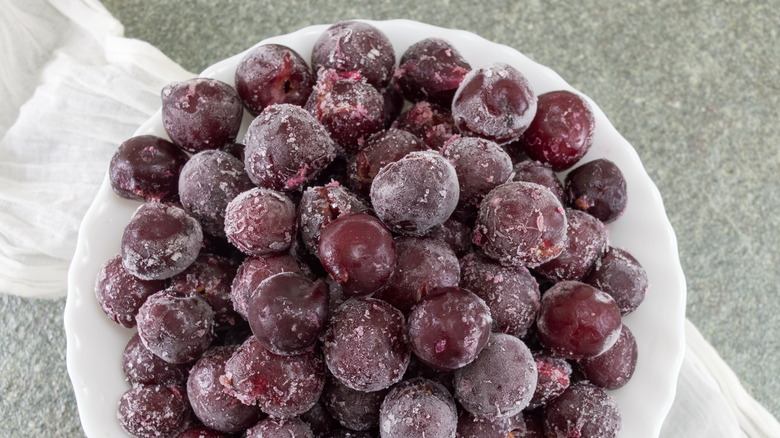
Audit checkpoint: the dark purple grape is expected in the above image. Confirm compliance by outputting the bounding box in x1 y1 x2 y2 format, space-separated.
458 252 540 338
109 135 188 202
456 409 516 438
346 128 428 197
534 209 608 282
452 63 537 144
136 289 215 364
187 346 264 433
425 217 472 257
244 104 337 191
117 384 190 438
528 352 572 409
379 378 457 438
162 78 243 153
373 237 460 315
322 297 410 392
440 136 513 212
95 254 166 328
323 377 388 431
542 382 621 438
300 400 341 436
318 213 396 297
408 287 491 371
393 101 457 149
170 254 239 328
473 181 567 267
246 272 329 355
370 150 459 236
236 43 315 115
220 336 325 417
395 38 471 107
123 333 190 386
578 324 638 390
224 188 297 256
520 90 595 171
298 184 369 256
230 253 310 320
246 417 314 438
536 281 622 359
178 149 254 236
512 160 565 205
583 246 648 315
121 202 203 280
454 333 537 418
565 158 627 223
305 69 385 152
176 425 232 438
311 21 395 89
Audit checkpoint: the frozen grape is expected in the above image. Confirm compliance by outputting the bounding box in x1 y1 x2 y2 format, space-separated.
235 43 314 115
370 150 460 236
244 104 337 191
246 417 314 438
528 352 572 409
187 346 264 433
536 281 622 359
246 272 329 356
178 149 254 236
452 63 537 144
224 188 297 256
459 252 540 338
323 377 388 431
311 21 395 89
176 426 232 438
395 38 471 107
407 287 492 371
305 69 385 152
565 158 627 223
456 410 516 438
136 289 215 364
109 135 188 202
578 324 638 390
121 202 203 280
393 101 457 149
454 333 537 417
117 384 190 438
95 254 166 328
122 334 190 386
220 336 325 417
322 297 410 392
379 378 457 438
520 90 595 171
583 246 648 315
512 160 565 205
162 78 243 153
473 181 567 267
542 382 621 438
318 213 396 297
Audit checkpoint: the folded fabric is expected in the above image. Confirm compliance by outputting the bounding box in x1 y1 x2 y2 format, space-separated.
1 0 778 436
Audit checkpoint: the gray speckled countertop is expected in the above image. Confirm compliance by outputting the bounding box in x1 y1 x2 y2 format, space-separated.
2 0 778 436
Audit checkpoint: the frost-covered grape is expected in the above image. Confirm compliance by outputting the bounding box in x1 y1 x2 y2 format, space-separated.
534 209 607 282
379 378 457 438
395 38 471 107
370 150 459 236
323 377 388 431
109 135 188 202
454 333 537 417
117 384 190 438
583 246 648 315
224 188 296 257
122 334 190 386
230 254 310 320
322 297 410 392
95 254 166 328
542 382 621 438
578 324 638 390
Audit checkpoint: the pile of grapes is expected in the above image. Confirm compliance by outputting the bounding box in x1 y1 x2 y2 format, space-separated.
97 20 648 438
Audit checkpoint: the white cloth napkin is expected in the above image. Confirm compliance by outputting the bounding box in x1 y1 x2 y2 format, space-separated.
2 0 778 436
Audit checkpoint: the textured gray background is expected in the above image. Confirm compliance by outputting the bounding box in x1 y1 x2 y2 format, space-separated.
1 0 778 436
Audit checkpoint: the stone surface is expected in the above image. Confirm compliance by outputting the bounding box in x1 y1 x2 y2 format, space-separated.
1 1 778 437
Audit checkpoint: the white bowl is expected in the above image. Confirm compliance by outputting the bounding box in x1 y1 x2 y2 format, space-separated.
65 19 687 438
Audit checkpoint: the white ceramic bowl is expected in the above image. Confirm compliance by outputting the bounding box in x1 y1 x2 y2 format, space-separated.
65 19 687 438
